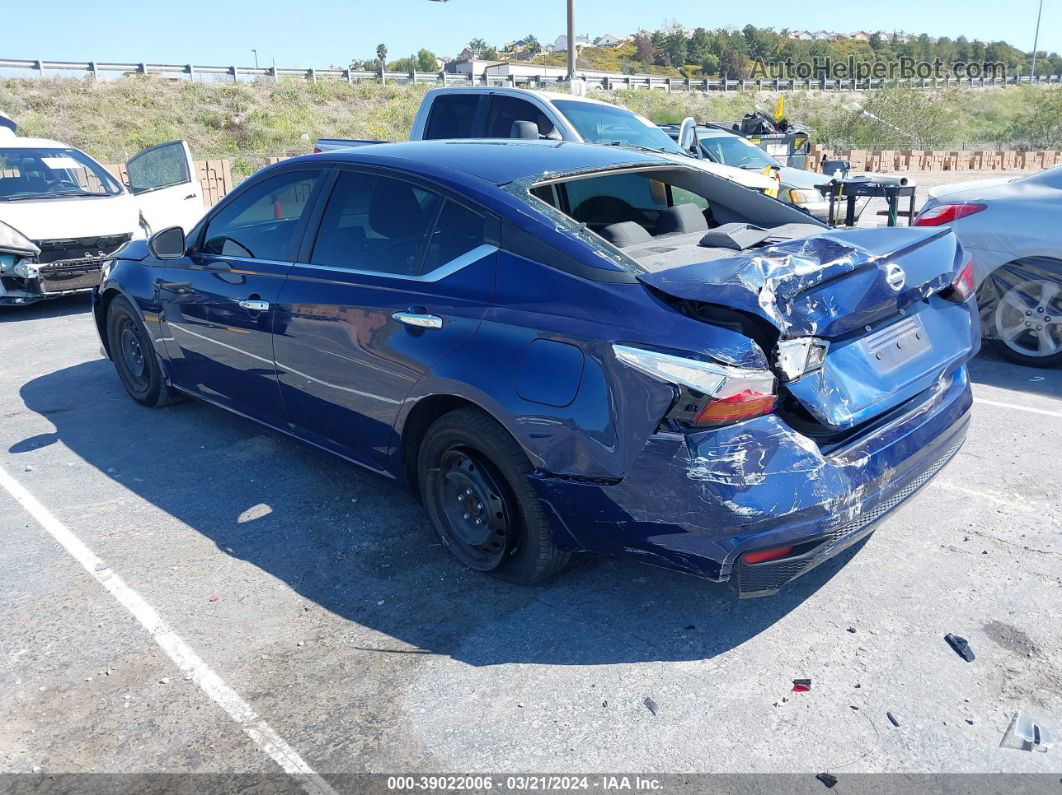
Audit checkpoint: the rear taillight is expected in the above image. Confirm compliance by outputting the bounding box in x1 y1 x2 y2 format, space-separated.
691 389 777 427
943 257 976 303
312 147 322 154
612 344 777 430
913 203 986 227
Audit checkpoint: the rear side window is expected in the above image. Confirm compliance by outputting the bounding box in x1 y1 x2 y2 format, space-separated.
421 200 485 272
485 96 556 138
201 170 322 260
424 94 481 139
310 171 442 276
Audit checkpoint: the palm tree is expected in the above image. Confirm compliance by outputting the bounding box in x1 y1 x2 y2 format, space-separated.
376 43 388 83
524 35 541 55
467 38 488 58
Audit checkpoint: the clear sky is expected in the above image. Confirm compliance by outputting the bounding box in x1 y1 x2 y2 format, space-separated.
8 0 1059 68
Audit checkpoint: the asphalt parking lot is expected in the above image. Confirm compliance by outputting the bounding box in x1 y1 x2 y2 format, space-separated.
1 294 1059 781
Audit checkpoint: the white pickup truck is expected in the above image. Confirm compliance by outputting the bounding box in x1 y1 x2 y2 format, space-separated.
316 87 780 197
0 117 205 306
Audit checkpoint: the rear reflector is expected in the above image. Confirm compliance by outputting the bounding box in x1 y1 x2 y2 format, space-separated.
744 545 795 565
691 390 776 427
913 203 986 227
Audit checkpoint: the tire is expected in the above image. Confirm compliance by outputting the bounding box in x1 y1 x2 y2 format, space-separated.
106 296 183 407
980 265 1062 368
417 408 570 584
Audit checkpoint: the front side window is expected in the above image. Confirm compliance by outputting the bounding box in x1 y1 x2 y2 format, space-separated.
424 94 481 139
553 100 685 155
311 171 446 276
127 141 191 194
201 170 322 260
0 147 122 200
700 136 777 170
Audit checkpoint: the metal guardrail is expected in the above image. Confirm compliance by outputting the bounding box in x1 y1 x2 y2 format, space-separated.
1 57 1060 91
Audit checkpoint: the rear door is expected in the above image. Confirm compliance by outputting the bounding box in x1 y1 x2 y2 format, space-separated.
272 166 496 470
126 141 205 234
158 166 327 427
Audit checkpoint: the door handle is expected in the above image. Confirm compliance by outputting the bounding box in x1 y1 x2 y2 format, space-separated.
238 299 270 312
392 311 443 329
184 194 197 200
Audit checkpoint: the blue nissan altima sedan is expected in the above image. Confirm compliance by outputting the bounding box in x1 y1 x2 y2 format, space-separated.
93 140 979 596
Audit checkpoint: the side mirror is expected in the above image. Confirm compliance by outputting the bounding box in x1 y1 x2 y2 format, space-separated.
510 120 540 139
677 117 700 156
148 226 186 259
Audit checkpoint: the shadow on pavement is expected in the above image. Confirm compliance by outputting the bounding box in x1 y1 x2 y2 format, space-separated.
968 348 1062 400
18 359 862 667
0 294 92 323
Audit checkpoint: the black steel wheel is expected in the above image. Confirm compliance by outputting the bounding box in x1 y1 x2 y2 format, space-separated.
106 296 182 407
418 407 570 584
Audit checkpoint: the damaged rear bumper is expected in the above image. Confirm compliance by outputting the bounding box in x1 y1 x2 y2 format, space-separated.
531 365 972 596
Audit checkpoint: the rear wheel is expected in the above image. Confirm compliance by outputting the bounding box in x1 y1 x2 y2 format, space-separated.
417 408 569 584
981 266 1062 368
106 296 182 406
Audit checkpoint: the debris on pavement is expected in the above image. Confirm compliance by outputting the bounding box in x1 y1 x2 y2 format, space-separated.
643 696 658 716
1000 712 1052 753
846 627 856 633
944 633 975 662
887 712 900 727
816 772 838 788
208 594 220 603
791 678 812 692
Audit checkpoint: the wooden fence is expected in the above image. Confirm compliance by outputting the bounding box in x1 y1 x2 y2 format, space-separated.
808 146 1062 173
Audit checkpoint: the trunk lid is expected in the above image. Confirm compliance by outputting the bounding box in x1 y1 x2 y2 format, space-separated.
639 227 978 430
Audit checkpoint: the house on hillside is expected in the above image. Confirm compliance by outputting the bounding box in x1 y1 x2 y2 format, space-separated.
848 31 872 42
787 30 815 41
594 33 630 47
552 34 591 53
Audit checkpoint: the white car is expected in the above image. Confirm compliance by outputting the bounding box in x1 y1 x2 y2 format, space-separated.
915 166 1062 367
0 124 204 306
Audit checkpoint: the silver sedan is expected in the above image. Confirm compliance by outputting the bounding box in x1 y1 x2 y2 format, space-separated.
915 166 1062 367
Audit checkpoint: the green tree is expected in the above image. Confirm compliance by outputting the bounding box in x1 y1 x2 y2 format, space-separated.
523 34 542 57
416 49 438 72
376 43 388 68
467 38 488 58
700 53 721 76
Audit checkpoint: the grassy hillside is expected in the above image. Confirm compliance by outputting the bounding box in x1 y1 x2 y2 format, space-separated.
2 77 1059 179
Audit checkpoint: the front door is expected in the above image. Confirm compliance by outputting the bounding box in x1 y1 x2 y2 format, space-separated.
126 140 205 234
272 168 495 470
158 167 326 427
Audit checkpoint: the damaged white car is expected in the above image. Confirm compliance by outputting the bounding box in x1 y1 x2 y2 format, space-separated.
0 120 204 306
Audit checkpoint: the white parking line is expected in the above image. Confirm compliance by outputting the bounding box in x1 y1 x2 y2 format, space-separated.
975 397 1062 419
0 465 336 795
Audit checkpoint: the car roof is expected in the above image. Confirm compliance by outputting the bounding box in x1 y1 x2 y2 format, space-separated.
310 139 669 185
0 136 73 149
427 85 615 108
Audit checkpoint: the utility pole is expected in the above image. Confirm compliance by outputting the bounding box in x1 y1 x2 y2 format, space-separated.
252 49 258 68
1030 0 1043 79
566 0 576 82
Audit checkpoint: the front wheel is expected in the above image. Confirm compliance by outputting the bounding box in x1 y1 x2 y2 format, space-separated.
417 408 569 584
106 296 182 406
981 267 1062 368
